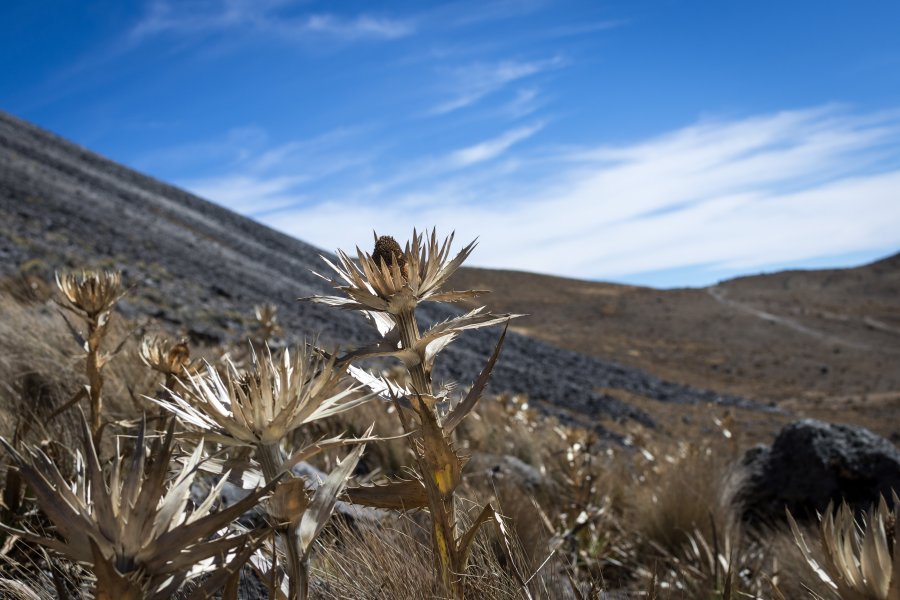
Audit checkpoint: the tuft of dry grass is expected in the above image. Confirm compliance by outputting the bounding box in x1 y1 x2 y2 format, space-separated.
628 423 743 559
314 511 539 600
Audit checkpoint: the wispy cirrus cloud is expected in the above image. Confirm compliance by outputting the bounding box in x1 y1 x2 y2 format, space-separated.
130 0 416 42
450 123 543 166
503 88 542 118
132 126 269 173
430 55 564 114
187 174 310 214
302 14 413 40
180 105 900 286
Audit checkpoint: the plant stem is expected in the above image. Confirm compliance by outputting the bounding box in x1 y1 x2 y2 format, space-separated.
258 442 309 600
396 308 430 395
85 317 106 451
257 442 283 483
396 307 463 598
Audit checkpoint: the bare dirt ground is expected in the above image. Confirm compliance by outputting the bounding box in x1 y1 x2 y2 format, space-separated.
450 257 900 443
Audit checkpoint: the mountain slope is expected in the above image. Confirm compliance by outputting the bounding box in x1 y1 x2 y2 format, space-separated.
450 256 900 405
0 110 761 437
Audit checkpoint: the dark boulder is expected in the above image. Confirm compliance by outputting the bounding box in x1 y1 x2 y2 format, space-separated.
740 419 900 524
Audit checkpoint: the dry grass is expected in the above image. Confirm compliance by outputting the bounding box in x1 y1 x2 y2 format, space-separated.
0 231 895 599
313 513 533 600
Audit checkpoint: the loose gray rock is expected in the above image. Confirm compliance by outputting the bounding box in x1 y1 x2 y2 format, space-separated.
464 452 546 492
740 418 900 524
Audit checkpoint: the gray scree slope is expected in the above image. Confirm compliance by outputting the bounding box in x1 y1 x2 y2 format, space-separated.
0 110 756 432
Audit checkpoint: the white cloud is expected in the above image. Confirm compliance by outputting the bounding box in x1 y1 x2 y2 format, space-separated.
216 105 900 286
430 56 564 114
130 0 415 42
304 14 414 40
504 88 541 118
449 124 543 166
132 126 268 172
185 174 308 215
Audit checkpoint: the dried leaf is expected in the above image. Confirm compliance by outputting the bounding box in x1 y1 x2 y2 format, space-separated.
456 503 494 568
184 537 264 600
345 479 429 510
418 403 461 499
445 323 508 432
297 442 366 555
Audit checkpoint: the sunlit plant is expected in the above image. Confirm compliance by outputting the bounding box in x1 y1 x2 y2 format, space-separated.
306 229 518 599
0 413 272 599
154 344 376 600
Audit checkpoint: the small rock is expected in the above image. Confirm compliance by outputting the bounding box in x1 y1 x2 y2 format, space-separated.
464 453 545 492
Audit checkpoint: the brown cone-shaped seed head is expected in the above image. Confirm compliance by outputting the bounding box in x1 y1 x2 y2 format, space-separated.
373 236 406 272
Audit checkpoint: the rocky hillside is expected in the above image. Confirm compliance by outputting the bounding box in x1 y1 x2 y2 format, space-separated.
0 110 763 436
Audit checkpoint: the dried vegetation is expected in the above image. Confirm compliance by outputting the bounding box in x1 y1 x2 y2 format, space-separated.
0 229 897 599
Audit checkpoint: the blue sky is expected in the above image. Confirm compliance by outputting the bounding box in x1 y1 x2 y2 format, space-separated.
3 0 900 287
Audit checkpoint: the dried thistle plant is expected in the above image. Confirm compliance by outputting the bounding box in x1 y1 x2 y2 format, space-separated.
788 494 900 600
252 303 283 346
139 335 194 380
0 412 273 600
154 344 376 600
54 270 125 449
139 335 198 416
306 228 519 599
55 270 123 320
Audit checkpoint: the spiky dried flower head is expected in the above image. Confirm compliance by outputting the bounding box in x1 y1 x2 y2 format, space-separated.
155 344 375 446
254 303 279 326
55 270 123 319
253 303 283 340
307 229 487 316
140 335 193 376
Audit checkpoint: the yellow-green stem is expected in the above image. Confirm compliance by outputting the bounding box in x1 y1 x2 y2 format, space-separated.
396 307 463 598
424 485 463 599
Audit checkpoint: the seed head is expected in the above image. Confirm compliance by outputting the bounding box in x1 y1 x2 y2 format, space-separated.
253 303 282 340
305 229 487 316
373 235 407 275
55 270 123 319
140 335 193 376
